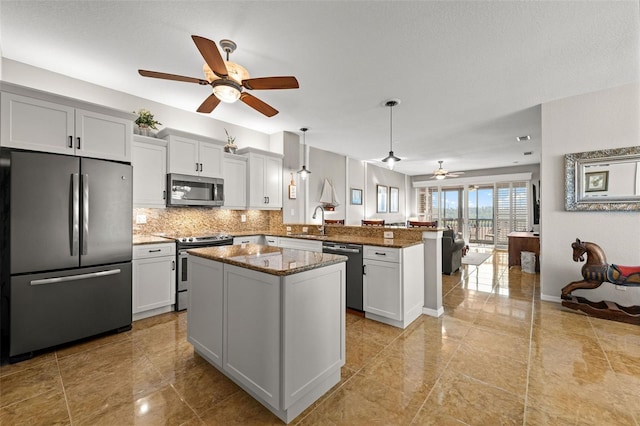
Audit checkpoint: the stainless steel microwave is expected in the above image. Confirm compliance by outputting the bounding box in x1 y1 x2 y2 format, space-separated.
167 174 224 207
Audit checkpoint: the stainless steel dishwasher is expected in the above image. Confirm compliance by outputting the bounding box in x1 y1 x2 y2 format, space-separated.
322 242 363 311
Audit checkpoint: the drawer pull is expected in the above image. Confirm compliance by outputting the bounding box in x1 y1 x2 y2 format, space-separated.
375 252 387 256
148 249 162 253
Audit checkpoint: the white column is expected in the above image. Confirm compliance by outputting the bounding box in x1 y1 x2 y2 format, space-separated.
422 230 443 317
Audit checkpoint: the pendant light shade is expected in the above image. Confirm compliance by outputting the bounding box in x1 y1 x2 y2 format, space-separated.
381 99 401 170
297 127 311 180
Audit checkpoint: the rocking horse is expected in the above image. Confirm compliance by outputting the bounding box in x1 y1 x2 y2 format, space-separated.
561 238 640 325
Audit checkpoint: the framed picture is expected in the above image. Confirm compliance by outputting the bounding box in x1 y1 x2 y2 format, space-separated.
389 187 399 213
376 185 388 213
585 171 609 192
350 188 363 205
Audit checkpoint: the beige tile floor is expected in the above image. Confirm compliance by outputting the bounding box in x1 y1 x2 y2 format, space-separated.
1 248 639 425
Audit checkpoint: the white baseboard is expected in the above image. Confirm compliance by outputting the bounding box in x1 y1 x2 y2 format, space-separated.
540 294 562 303
422 306 444 317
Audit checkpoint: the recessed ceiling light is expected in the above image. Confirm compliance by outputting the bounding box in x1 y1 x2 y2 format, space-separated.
516 135 531 142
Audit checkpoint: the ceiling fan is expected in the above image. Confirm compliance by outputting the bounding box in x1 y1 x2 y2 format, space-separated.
431 160 465 180
138 35 299 117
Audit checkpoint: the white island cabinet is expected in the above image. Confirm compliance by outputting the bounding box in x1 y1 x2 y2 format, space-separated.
363 243 424 329
187 244 346 424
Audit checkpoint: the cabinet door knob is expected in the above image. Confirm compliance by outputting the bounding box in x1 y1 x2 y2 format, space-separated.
172 260 176 271
196 163 199 172
68 136 73 148
163 190 166 200
76 137 81 149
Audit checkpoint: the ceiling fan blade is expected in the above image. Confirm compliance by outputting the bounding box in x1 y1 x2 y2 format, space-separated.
138 69 208 85
240 93 278 117
242 76 299 90
196 94 221 113
191 35 228 78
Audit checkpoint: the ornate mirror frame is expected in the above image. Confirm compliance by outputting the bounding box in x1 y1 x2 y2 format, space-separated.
565 146 640 211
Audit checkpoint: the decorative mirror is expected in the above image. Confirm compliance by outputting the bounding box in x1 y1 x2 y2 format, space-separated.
565 146 640 211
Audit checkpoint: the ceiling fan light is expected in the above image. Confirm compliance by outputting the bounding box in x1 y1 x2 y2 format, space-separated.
436 174 445 180
212 81 241 103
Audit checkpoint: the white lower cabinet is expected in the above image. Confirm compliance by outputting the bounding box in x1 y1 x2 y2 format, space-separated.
363 244 424 329
265 235 279 246
132 243 176 320
233 235 263 245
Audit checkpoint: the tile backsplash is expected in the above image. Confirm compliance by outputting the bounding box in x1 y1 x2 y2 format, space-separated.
133 208 282 236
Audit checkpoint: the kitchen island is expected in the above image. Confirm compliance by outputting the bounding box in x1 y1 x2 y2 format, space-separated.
186 244 347 424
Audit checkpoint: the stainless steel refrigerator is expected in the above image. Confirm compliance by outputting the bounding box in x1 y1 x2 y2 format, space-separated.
1 149 132 362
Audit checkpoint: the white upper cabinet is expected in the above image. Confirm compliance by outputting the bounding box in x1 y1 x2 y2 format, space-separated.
239 147 283 209
1 87 133 162
223 153 247 209
159 128 224 178
132 136 167 208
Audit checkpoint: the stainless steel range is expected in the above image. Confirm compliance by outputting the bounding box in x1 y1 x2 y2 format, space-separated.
167 233 234 311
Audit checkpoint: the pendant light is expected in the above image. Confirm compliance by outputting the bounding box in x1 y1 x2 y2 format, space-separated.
297 127 311 180
381 99 401 170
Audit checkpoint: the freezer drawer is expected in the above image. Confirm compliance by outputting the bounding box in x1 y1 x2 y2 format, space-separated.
9 262 132 358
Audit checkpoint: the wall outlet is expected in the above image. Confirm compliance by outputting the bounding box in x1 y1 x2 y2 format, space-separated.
384 231 394 239
136 214 147 224
240 214 246 222
302 226 308 233
291 208 295 216
286 226 292 231
616 285 626 291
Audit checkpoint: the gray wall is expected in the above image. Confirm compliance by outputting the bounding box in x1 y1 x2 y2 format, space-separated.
365 164 407 224
347 158 365 225
540 82 640 304
308 147 346 224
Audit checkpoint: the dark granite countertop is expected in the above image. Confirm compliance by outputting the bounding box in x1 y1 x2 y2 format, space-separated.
187 244 347 276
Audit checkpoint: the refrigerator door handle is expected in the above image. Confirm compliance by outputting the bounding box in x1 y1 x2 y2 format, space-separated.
82 173 89 255
71 173 80 256
30 269 122 286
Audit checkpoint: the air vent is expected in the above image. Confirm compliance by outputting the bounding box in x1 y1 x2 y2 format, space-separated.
524 151 533 155
516 135 531 142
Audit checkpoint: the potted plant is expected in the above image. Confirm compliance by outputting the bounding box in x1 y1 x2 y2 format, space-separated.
134 109 162 136
224 128 238 153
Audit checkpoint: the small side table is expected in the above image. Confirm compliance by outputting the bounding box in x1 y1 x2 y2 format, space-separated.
507 232 540 271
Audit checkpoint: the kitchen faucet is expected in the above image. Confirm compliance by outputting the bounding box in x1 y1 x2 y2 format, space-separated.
312 205 326 235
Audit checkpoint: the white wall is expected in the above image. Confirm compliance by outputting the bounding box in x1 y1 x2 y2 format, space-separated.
347 158 365 225
540 83 640 305
1 58 271 150
308 147 346 224
365 163 407 224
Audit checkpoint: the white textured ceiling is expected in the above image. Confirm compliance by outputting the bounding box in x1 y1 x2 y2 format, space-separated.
1 1 638 176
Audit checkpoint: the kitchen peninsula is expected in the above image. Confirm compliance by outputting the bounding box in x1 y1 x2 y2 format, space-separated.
186 244 347 424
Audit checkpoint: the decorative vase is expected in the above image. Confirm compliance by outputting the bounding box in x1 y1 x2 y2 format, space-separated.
225 144 237 154
138 125 150 137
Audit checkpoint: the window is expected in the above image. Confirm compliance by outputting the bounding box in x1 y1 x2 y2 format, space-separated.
495 181 529 245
